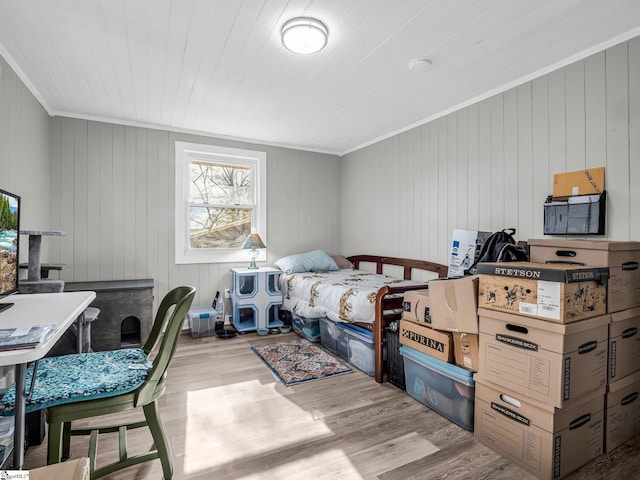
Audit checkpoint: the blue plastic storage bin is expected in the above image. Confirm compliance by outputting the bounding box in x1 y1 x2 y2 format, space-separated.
291 314 321 342
319 318 376 376
319 317 346 356
341 323 375 376
400 345 475 430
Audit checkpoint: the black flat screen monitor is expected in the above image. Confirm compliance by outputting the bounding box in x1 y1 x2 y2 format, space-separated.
0 188 19 312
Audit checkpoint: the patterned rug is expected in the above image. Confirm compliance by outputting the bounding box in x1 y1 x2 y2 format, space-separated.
251 339 353 386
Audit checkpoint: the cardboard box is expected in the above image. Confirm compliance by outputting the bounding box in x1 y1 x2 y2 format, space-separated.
453 332 479 371
529 239 640 313
402 289 431 325
553 167 605 198
477 262 608 323
428 275 479 333
609 306 640 381
477 308 609 407
30 457 90 480
448 229 492 277
605 370 640 453
475 379 604 480
399 320 453 363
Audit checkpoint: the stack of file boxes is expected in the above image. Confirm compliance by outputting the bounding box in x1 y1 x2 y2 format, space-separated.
473 259 610 480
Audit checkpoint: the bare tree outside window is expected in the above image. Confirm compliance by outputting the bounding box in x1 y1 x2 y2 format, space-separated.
189 161 253 248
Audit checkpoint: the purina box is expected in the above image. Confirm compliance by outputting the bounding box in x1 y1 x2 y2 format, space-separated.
402 289 431 325
453 332 479 372
400 345 475 430
447 229 492 277
477 308 609 408
399 320 453 363
474 379 604 480
477 262 608 323
605 370 640 453
608 307 640 381
428 275 479 333
528 239 640 313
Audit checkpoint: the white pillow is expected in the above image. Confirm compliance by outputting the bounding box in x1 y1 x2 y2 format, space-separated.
275 250 339 274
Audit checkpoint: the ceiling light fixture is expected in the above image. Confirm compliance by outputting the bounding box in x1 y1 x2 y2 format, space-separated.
281 17 328 54
409 58 432 72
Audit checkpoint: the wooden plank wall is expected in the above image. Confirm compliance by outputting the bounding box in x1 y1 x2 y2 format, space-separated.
341 37 640 266
0 56 51 261
47 123 342 311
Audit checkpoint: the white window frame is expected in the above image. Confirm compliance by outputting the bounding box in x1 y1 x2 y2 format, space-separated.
175 141 267 264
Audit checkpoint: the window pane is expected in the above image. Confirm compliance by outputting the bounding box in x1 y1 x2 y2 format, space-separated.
190 161 252 206
189 206 252 248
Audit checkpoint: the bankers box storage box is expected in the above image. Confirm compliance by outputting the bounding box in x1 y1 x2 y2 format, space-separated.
528 239 640 313
474 379 604 480
477 308 609 407
402 289 431 325
605 370 640 453
428 275 479 333
609 306 640 381
399 320 453 363
477 262 608 323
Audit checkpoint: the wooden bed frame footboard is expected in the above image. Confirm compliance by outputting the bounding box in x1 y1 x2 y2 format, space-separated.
347 255 448 383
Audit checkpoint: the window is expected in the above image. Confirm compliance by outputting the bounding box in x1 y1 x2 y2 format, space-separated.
175 142 266 264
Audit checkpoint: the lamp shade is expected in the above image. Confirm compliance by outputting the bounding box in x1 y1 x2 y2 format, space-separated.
241 233 266 250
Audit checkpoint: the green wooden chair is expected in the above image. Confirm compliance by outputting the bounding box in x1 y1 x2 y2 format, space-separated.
0 285 196 479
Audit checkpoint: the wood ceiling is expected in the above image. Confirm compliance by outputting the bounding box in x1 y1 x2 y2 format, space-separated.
0 0 639 155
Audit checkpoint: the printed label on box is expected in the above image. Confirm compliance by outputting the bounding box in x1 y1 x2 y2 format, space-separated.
537 281 561 320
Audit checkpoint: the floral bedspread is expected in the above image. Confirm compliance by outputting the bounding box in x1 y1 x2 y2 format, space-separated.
279 269 422 324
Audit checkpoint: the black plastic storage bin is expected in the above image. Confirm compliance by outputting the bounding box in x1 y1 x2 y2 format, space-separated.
385 321 405 390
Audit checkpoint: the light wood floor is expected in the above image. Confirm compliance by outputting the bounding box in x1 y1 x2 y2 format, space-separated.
22 331 640 479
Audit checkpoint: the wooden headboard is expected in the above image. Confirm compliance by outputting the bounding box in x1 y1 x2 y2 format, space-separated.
347 255 448 280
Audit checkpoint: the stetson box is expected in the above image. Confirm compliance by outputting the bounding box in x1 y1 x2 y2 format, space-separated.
399 320 453 363
453 332 479 371
605 370 640 453
427 275 479 333
528 239 640 313
477 308 609 407
608 306 640 381
402 289 431 325
474 378 604 480
477 262 608 323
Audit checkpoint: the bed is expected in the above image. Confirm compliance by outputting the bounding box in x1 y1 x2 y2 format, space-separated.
277 253 448 383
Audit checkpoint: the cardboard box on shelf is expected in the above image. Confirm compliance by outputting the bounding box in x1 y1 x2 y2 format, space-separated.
447 229 492 277
477 308 609 407
605 370 640 453
477 262 608 323
402 289 431 325
428 275 479 333
474 379 604 480
452 332 479 371
399 320 453 363
528 239 640 313
553 167 605 198
608 306 640 381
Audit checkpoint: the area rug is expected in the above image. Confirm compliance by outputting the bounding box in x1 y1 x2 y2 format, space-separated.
251 339 353 386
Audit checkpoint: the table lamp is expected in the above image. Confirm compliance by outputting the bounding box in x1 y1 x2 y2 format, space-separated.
241 231 266 269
